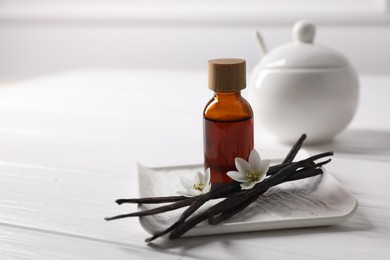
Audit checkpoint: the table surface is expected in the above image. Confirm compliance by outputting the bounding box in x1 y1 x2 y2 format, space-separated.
0 69 389 259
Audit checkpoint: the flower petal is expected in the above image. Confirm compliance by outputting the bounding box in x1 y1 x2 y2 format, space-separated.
248 149 261 169
240 182 256 190
179 176 194 190
176 190 192 197
203 168 211 185
258 159 271 176
195 171 203 184
257 173 266 183
227 170 248 182
187 188 202 196
235 157 251 174
202 184 211 194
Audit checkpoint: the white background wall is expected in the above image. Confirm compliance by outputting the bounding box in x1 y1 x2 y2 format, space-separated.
0 0 389 80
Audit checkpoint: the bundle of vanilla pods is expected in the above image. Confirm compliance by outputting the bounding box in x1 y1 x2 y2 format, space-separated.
105 134 333 242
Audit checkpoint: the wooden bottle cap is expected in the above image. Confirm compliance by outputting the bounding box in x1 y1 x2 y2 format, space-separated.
208 58 246 92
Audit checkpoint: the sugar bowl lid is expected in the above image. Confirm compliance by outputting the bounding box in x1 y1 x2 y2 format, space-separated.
260 20 349 69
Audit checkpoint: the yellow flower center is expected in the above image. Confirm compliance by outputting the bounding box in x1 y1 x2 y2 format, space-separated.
246 170 260 182
194 183 205 191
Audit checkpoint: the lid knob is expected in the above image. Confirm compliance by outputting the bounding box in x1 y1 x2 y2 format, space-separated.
293 20 316 43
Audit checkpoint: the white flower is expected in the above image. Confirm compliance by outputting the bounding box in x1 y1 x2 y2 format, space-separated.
227 149 270 190
177 168 212 197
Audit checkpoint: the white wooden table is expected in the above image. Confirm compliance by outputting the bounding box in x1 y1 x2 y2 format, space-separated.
0 69 389 259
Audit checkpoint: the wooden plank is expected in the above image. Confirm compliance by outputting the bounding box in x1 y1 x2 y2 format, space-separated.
0 157 390 259
0 224 188 260
0 162 144 243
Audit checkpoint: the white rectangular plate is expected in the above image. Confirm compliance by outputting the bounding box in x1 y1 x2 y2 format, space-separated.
137 154 358 238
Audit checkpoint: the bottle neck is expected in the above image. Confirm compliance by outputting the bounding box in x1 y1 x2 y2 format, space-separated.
214 91 241 101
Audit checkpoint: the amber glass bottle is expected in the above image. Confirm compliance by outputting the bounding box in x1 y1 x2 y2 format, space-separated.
204 58 254 184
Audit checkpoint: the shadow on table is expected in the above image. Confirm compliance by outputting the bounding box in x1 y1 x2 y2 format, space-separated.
305 129 390 161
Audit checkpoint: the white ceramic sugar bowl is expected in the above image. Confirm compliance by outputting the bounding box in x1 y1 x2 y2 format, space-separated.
250 20 359 144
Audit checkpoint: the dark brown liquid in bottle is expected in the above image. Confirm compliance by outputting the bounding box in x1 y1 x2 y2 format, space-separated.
203 91 253 184
204 117 254 183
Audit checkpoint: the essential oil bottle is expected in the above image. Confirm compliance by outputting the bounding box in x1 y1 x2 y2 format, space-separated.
203 58 254 184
